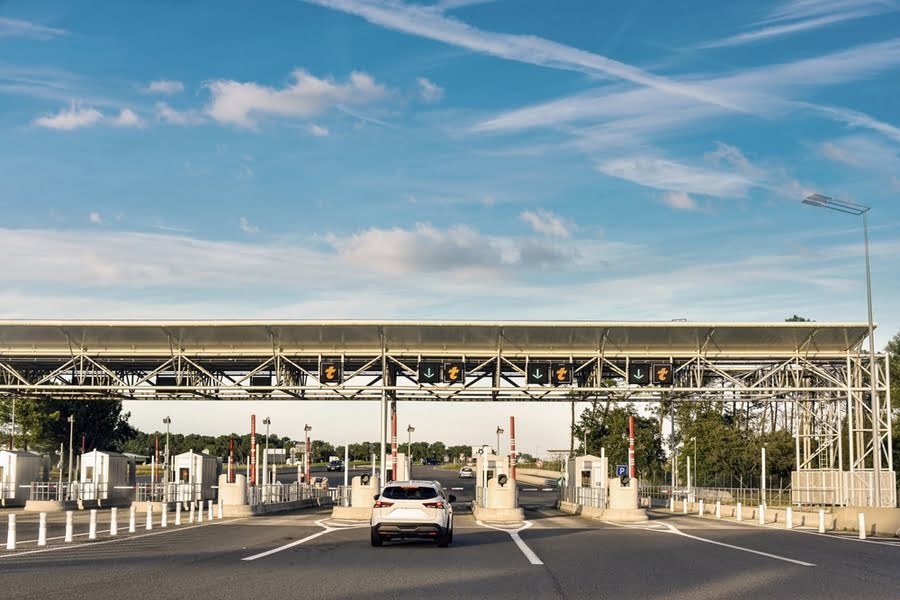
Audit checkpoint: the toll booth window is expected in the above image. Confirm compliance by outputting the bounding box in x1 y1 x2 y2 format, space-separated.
381 486 439 500
581 470 591 487
179 468 190 482
85 466 94 482
486 469 495 481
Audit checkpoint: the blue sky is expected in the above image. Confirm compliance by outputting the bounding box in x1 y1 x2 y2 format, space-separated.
2 1 899 452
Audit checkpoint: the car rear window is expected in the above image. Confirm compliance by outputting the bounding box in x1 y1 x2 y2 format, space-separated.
381 486 439 500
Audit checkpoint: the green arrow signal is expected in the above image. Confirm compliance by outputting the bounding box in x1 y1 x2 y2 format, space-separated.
424 368 435 379
532 369 544 379
634 369 644 379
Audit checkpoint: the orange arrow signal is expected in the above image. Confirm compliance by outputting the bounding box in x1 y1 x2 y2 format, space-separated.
448 366 460 381
556 366 568 381
656 367 669 381
325 365 337 380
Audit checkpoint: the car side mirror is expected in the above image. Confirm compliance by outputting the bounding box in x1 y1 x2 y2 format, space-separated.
448 495 456 503
373 494 380 500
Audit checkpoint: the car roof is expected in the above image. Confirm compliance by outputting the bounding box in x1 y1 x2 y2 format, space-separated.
384 480 440 488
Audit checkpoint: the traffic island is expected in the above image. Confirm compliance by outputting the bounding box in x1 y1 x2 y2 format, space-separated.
331 474 379 520
473 476 525 523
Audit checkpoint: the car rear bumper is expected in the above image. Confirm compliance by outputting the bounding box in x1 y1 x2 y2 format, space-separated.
373 522 446 539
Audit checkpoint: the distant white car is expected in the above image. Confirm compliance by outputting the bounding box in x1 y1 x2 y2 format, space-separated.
310 476 330 490
370 480 455 547
458 466 474 479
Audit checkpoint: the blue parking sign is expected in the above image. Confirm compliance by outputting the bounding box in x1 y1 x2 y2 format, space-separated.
615 464 628 477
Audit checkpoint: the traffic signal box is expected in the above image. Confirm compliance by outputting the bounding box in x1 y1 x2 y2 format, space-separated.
443 362 466 384
527 363 550 384
553 364 573 385
628 363 651 385
652 363 674 386
320 362 342 384
418 362 441 384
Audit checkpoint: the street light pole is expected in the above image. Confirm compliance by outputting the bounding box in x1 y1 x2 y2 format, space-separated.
496 426 504 456
583 428 590 456
263 417 271 486
304 424 312 486
691 436 697 490
803 193 882 506
407 425 415 477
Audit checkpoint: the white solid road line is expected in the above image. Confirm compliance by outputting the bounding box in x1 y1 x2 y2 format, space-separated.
604 521 816 567
242 519 353 561
477 520 543 565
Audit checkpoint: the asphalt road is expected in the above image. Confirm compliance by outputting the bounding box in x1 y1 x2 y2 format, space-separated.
2 466 897 600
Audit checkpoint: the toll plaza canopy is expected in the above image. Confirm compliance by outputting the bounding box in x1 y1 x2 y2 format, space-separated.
0 320 885 403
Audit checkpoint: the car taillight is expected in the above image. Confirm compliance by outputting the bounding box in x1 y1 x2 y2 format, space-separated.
373 500 394 508
423 501 445 509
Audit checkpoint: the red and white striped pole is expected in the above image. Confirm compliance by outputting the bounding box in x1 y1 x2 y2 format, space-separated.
250 415 257 487
628 415 635 478
390 403 398 482
509 416 517 480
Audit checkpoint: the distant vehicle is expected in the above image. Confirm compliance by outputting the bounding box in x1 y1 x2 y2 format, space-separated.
310 476 330 489
370 480 455 547
420 458 439 465
458 466 474 479
326 460 344 472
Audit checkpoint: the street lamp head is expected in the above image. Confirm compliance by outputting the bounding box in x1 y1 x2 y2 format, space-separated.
802 193 869 215
263 417 271 426
407 425 415 433
67 415 75 424
163 416 171 425
304 424 312 433
496 427 504 435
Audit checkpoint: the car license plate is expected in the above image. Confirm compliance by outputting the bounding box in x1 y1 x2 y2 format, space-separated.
388 508 427 519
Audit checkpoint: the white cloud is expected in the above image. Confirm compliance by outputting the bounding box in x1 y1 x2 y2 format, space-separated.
302 0 741 111
417 77 444 102
155 102 205 126
700 0 895 48
307 123 330 137
820 141 860 166
662 191 699 211
89 212 102 224
144 80 185 95
33 105 103 130
0 16 67 40
803 103 900 145
520 210 571 238
597 156 755 198
239 217 260 234
205 68 385 128
111 108 144 128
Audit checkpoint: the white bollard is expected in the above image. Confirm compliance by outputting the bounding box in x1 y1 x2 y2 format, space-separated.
6 514 16 550
218 499 224 519
89 509 98 540
715 500 721 519
737 502 742 521
161 505 168 528
198 501 203 523
786 507 793 529
670 496 674 512
683 499 688 514
759 504 765 525
145 503 153 531
699 499 704 516
208 500 213 521
110 507 118 536
175 502 182 526
189 502 195 524
38 512 48 546
65 510 74 542
858 513 866 540
129 505 136 533
818 509 825 534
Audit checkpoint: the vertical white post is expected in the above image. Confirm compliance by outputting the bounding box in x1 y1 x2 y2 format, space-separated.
683 498 688 514
89 509 97 539
110 507 118 536
670 496 674 512
699 499 704 516
198 501 203 523
737 502 743 521
38 512 47 546
129 505 136 533
218 499 224 519
175 502 182 526
818 509 825 533
208 500 213 520
145 503 153 530
858 513 866 540
65 510 74 542
759 504 765 525
189 502 195 523
161 505 168 528
715 500 721 519
5 514 15 550
786 507 793 529
687 456 692 501
761 446 767 507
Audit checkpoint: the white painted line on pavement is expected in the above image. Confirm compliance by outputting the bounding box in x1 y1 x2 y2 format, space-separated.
242 519 340 561
477 520 543 565
604 521 816 567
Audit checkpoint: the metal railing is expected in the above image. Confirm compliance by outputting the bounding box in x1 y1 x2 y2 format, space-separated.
561 486 606 508
638 483 842 508
135 482 206 503
328 486 350 506
0 482 17 500
28 481 93 501
248 482 329 506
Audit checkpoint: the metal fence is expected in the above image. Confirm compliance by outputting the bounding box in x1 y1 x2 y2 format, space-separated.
29 482 83 501
561 486 606 508
638 483 842 508
248 482 330 506
0 481 17 501
328 486 350 506
135 482 206 503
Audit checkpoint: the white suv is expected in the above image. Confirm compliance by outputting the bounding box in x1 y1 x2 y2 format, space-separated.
370 480 455 547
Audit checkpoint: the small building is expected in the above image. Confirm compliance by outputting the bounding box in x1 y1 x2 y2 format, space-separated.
173 450 218 501
78 450 135 502
0 450 42 507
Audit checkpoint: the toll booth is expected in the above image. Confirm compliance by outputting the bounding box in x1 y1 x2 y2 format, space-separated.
383 452 408 482
566 454 607 489
475 452 509 488
0 450 42 506
173 450 218 501
79 450 135 501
